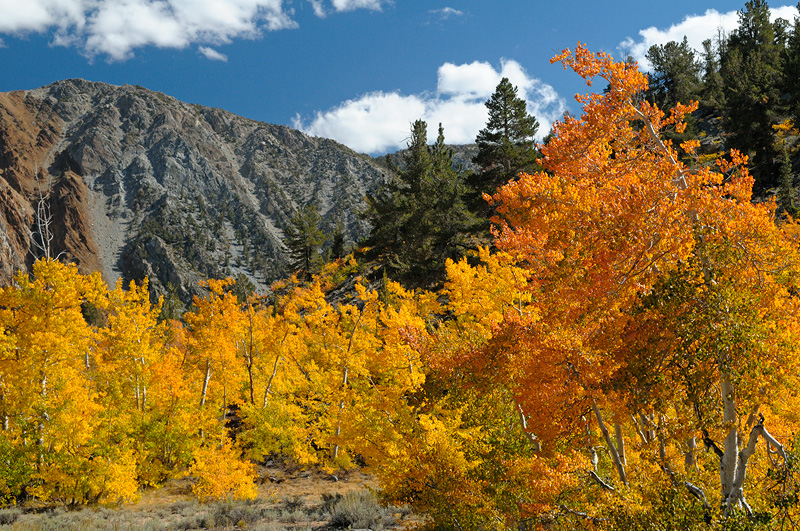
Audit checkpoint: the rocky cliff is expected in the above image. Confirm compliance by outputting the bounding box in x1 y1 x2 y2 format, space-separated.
0 79 388 303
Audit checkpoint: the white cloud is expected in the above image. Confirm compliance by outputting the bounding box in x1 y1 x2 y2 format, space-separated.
198 45 227 61
309 0 326 17
437 61 499 98
430 7 464 19
331 0 385 12
0 0 383 60
0 0 87 34
294 59 567 154
620 5 799 70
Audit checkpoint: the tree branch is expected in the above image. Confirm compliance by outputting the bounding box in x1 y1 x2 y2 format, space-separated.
588 470 615 491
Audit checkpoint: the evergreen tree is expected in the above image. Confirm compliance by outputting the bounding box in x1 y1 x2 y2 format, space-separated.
645 37 702 109
428 124 476 264
779 143 797 216
700 38 725 107
471 78 540 207
328 218 347 261
363 120 475 287
721 0 786 189
283 203 326 279
783 3 800 122
364 120 429 278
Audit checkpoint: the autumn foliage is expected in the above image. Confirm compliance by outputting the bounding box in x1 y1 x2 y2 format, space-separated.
2 43 800 530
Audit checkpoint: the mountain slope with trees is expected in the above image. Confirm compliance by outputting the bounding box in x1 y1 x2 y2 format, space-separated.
643 0 800 205
0 79 388 305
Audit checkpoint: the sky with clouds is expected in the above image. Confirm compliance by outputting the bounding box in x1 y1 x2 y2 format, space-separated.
0 0 797 154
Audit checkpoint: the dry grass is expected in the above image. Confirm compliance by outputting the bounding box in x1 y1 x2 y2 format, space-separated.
0 463 418 531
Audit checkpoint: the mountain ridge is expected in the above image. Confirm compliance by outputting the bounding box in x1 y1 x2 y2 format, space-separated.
0 78 389 304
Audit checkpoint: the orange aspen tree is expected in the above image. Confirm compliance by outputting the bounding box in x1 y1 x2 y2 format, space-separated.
432 43 800 525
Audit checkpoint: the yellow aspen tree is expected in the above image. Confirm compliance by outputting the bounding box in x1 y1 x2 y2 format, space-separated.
183 279 247 440
0 259 138 505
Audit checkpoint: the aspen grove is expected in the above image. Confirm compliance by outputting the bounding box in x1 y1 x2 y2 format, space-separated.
2 45 800 529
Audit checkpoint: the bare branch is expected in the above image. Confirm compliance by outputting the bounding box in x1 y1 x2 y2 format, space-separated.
590 396 628 485
685 481 712 511
516 403 541 451
588 470 615 491
557 505 608 524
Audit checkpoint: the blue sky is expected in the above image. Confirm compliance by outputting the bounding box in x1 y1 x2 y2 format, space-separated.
0 0 797 154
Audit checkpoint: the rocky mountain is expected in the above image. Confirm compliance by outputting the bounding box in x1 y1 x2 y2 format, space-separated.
0 79 389 303
376 144 479 174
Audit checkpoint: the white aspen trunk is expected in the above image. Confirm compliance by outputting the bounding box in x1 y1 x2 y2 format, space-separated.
244 315 256 406
516 404 541 451
200 360 212 408
246 359 255 406
1 383 7 430
332 311 365 460
726 419 788 514
332 364 349 460
745 404 760 430
38 374 47 435
263 353 282 408
582 416 598 471
614 422 626 466
657 415 671 475
37 373 48 461
685 481 712 511
140 357 147 411
643 413 657 442
759 423 788 461
720 373 738 500
591 398 627 486
724 420 760 516
685 436 697 469
220 350 228 419
631 414 648 445
263 331 290 407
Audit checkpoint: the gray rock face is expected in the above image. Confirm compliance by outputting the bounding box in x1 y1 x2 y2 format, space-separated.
2 79 388 303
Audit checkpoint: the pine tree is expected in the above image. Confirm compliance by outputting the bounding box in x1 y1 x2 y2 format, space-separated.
284 203 326 279
783 3 800 122
427 124 476 266
721 0 786 189
471 78 540 214
329 220 347 261
700 38 725 108
363 120 429 278
779 143 797 216
363 120 474 287
645 37 702 109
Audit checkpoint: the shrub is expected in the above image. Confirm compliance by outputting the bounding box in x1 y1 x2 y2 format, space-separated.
0 507 21 525
327 490 394 530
